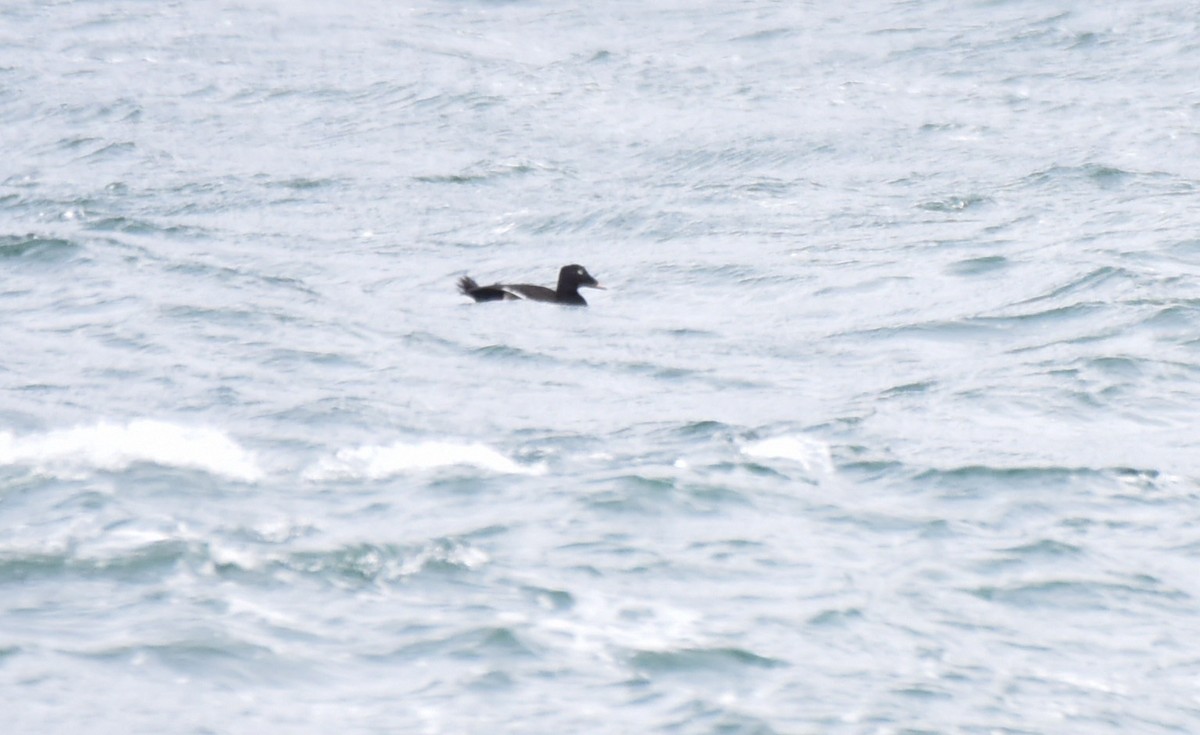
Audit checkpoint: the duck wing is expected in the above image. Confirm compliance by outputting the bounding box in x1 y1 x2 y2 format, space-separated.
457 276 562 303
498 284 557 302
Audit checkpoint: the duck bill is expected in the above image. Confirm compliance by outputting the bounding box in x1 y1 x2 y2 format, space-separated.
587 282 605 290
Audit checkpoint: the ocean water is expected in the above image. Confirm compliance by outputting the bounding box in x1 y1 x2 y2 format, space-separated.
3 1 1200 732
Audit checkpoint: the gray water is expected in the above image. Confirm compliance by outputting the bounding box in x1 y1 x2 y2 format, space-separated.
3 1 1200 733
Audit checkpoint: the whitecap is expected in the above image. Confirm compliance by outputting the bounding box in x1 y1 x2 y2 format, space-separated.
741 435 834 476
0 419 264 483
302 440 545 482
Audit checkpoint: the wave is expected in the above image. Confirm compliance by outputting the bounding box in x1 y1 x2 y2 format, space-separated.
302 440 545 481
284 538 492 584
0 419 263 482
629 645 785 672
0 233 79 261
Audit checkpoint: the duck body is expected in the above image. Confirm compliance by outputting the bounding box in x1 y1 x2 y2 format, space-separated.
458 264 603 306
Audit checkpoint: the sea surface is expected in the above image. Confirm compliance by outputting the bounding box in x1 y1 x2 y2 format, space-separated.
3 1 1200 733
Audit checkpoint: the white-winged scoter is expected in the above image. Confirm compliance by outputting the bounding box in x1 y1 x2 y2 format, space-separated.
457 264 604 306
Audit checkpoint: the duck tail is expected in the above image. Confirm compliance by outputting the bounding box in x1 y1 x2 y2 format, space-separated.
457 275 478 295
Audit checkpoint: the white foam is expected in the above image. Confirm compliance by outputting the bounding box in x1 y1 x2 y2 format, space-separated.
398 541 491 576
741 435 834 476
536 593 705 662
0 419 264 483
302 440 544 482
